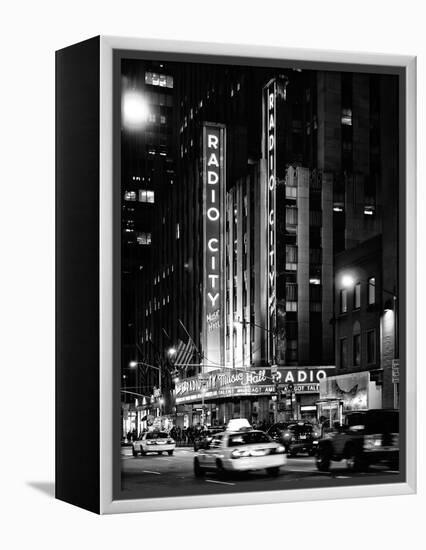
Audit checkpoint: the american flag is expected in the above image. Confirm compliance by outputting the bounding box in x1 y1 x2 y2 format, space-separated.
172 319 198 369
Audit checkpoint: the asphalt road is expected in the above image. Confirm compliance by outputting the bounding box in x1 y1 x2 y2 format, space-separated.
120 446 401 499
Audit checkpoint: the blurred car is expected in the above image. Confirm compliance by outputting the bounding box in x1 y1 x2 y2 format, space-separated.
193 427 225 452
315 409 399 472
267 422 320 456
194 429 286 478
132 431 176 457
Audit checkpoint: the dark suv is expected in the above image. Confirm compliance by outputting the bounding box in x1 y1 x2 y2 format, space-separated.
268 422 320 456
316 409 399 472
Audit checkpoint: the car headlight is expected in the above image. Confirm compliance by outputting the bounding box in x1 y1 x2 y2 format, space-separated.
276 445 285 454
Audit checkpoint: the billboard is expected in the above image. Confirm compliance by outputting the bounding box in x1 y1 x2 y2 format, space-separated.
319 371 382 411
202 123 226 372
264 80 277 364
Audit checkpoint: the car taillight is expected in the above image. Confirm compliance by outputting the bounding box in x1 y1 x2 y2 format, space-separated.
364 434 382 450
283 432 291 439
231 449 251 459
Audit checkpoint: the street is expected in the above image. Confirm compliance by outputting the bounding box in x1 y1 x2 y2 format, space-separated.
120 446 400 499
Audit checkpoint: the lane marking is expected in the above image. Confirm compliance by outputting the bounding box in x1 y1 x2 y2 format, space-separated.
335 475 350 479
142 470 161 475
205 479 235 486
385 470 400 474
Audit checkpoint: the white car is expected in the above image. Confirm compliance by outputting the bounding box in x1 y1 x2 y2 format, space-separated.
132 431 176 456
194 429 286 477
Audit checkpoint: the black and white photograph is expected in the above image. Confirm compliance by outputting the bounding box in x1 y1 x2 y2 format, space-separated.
117 53 403 500
4 0 424 544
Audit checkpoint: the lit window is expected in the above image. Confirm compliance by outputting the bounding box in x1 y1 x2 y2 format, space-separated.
139 190 155 203
176 223 180 239
136 232 152 245
368 277 376 305
341 108 352 126
160 115 166 124
148 113 156 123
340 289 348 313
124 190 136 201
364 205 375 216
333 203 344 213
309 277 321 285
145 72 173 88
354 282 361 309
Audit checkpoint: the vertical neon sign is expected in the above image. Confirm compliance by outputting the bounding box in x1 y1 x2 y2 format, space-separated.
265 81 277 365
202 123 226 372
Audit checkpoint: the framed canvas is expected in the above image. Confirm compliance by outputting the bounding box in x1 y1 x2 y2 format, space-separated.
55 36 416 514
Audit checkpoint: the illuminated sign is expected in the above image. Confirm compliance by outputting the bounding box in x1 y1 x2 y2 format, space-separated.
175 369 275 403
202 124 226 371
264 81 277 364
175 366 335 403
274 367 331 384
319 371 370 411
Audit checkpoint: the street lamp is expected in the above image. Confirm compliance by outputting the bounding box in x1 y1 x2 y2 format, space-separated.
129 360 162 412
341 274 355 289
122 90 149 129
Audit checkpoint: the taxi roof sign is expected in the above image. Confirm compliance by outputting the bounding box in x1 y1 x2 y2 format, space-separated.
226 418 252 431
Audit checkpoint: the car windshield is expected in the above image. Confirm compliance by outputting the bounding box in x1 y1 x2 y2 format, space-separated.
146 432 168 439
228 431 271 446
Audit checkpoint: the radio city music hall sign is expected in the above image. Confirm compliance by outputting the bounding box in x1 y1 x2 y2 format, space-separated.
175 366 335 403
202 124 226 369
265 80 277 362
